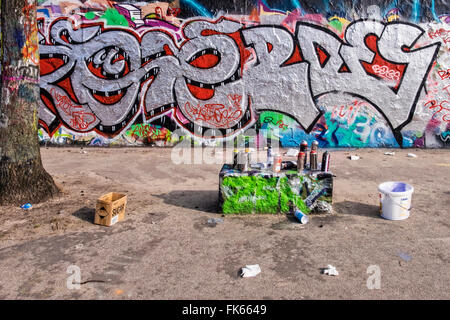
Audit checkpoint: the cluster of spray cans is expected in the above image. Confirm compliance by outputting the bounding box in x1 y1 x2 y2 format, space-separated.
297 140 330 173
293 140 331 224
233 148 254 172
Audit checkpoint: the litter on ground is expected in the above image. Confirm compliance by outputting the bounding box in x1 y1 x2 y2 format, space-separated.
20 203 32 210
240 264 261 278
322 265 339 276
207 218 223 227
285 148 299 157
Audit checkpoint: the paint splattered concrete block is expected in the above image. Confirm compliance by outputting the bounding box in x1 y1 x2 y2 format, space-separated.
219 163 333 214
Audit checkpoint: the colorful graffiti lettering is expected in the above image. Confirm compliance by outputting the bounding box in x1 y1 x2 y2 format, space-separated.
32 1 449 149
126 124 171 143
438 69 450 80
428 28 450 43
37 16 440 144
426 100 450 122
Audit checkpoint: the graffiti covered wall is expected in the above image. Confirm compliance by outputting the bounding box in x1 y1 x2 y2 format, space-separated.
35 0 450 148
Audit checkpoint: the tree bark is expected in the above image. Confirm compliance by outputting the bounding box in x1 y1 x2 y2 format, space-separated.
0 0 59 205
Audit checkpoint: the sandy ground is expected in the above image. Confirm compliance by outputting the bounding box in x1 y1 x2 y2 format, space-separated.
0 146 449 300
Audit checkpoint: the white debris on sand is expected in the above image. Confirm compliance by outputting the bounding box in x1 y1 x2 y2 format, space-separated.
384 152 395 156
349 155 360 160
322 265 339 276
240 264 261 278
407 153 418 158
285 148 299 157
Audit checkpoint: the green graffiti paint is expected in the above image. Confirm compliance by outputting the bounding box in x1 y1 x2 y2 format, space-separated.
219 165 331 214
221 176 279 214
85 12 96 20
99 9 129 27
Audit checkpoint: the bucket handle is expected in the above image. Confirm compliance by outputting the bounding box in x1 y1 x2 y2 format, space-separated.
385 194 412 211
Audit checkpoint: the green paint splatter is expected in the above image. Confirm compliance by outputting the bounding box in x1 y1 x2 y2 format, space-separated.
100 9 129 27
85 12 96 20
220 174 316 214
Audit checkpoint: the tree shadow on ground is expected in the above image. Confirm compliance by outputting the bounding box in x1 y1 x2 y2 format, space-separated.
72 206 95 223
333 201 382 219
155 190 219 213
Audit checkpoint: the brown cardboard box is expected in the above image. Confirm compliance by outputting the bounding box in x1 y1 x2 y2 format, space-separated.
94 192 127 226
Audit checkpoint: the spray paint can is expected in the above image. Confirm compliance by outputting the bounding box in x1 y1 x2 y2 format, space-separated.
310 141 318 170
246 149 253 167
273 154 282 173
237 151 248 172
311 140 319 152
294 209 309 224
310 151 318 170
297 151 305 172
300 140 308 152
321 151 330 172
233 148 239 168
300 140 308 168
267 146 274 168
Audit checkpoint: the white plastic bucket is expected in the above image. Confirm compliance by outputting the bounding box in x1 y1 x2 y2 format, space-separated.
378 182 414 220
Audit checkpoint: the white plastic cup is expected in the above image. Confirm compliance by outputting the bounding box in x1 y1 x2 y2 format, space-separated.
378 181 414 220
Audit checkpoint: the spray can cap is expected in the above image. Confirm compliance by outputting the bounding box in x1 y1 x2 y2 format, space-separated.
300 140 308 151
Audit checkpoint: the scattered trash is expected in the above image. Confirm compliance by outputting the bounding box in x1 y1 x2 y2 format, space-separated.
322 265 339 276
207 218 223 227
349 155 360 160
384 152 395 156
285 148 299 157
57 209 66 215
80 150 88 154
20 203 32 210
397 252 412 262
240 264 261 278
314 201 333 213
407 153 417 158
293 209 309 224
75 244 84 250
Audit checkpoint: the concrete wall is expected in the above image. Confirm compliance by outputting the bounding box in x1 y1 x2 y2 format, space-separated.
35 0 450 148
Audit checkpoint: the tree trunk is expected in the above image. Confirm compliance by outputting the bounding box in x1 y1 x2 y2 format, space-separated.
0 0 59 205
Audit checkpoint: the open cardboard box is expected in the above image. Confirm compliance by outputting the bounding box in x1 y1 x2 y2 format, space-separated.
94 192 127 226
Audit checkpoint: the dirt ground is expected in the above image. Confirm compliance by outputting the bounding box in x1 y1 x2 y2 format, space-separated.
0 146 449 300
